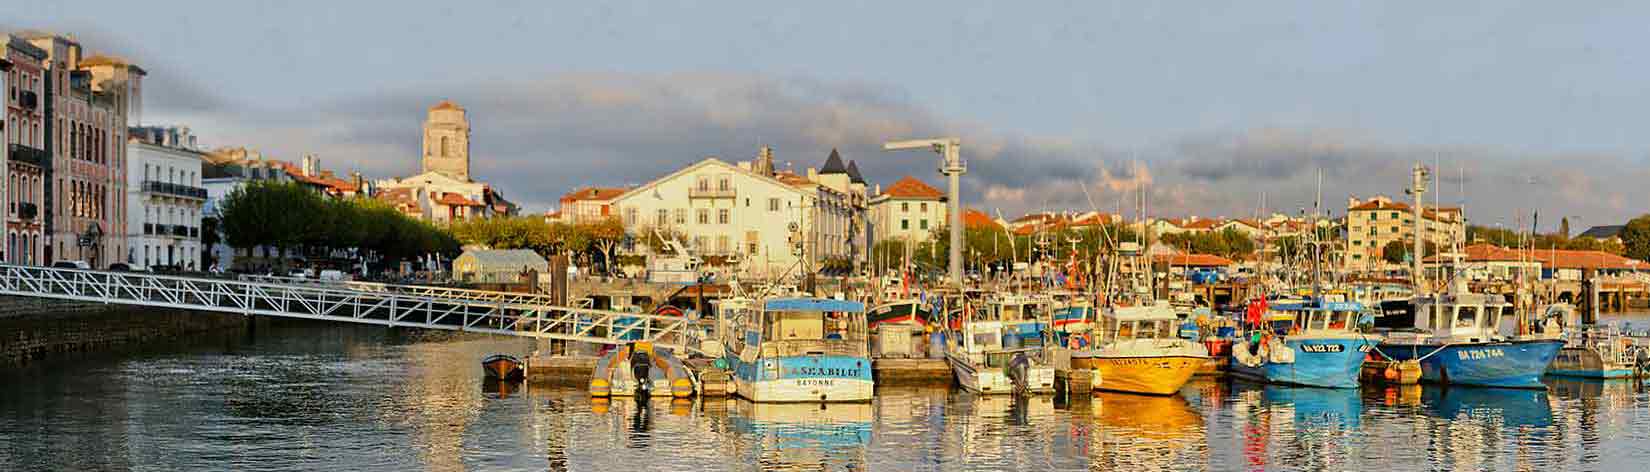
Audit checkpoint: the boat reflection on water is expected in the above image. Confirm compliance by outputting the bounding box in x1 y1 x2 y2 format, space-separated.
1227 380 1363 469
1072 391 1204 470
1422 386 1553 429
482 378 522 399
725 400 873 469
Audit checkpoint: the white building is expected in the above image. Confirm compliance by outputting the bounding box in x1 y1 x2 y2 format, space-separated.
610 147 866 278
868 175 946 243
127 125 205 269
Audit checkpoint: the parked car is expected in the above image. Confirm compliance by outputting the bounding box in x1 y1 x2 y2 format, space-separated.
318 269 348 281
51 260 92 270
108 263 152 272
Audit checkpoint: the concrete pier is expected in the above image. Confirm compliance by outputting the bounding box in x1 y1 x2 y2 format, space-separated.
526 355 596 385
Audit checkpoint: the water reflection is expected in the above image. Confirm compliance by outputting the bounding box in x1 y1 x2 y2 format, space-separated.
4 321 1650 471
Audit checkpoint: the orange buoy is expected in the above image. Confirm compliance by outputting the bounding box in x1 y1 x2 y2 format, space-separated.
1384 366 1399 381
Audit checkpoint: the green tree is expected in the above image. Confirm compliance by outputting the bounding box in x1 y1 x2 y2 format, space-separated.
1622 214 1650 262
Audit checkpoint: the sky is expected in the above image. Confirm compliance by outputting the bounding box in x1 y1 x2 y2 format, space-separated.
6 1 1648 231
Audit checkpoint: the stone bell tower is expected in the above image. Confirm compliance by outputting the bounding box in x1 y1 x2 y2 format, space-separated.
421 99 471 181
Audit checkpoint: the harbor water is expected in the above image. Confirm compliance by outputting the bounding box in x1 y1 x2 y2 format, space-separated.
3 318 1650 471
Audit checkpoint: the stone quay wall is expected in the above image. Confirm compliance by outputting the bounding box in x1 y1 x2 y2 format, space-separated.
0 296 249 365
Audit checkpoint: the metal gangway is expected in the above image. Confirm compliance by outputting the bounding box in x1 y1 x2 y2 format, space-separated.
0 264 704 352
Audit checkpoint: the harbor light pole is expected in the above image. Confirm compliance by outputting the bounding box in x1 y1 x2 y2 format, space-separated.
885 138 965 289
1406 163 1429 291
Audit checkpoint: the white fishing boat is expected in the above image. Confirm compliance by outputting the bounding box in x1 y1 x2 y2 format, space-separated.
718 297 874 402
944 294 1055 395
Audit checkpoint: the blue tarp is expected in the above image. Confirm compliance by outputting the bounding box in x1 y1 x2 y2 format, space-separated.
764 298 866 313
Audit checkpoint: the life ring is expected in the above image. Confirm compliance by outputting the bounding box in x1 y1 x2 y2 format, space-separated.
654 305 684 317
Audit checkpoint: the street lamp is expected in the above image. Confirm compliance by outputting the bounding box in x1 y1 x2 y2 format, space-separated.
885 137 965 289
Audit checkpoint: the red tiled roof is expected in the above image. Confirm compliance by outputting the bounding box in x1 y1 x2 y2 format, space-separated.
1426 244 1643 270
1181 219 1220 230
559 187 626 203
435 192 483 207
1349 199 1457 221
430 99 463 111
774 171 813 187
962 208 1000 230
1153 253 1235 267
882 176 944 199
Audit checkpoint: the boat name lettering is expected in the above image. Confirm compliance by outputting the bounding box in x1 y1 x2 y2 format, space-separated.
1457 348 1506 361
1105 358 1178 367
1299 344 1344 353
786 366 862 377
797 379 836 386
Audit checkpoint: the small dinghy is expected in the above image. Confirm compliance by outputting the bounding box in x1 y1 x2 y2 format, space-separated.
590 342 697 398
481 354 524 381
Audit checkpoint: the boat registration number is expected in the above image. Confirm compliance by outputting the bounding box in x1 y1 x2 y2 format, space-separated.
797 379 836 386
1300 344 1344 353
1457 348 1506 361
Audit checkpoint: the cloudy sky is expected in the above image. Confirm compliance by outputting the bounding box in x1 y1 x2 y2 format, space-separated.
7 1 1648 230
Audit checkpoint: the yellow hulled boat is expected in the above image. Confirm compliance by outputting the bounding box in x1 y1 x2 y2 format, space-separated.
1078 302 1208 396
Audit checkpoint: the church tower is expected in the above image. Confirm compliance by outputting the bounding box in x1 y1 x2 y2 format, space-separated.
421 99 471 181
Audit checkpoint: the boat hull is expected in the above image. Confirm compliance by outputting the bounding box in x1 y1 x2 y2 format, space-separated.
868 301 934 328
1379 339 1564 388
729 354 874 402
946 352 1055 395
1547 346 1636 379
1230 337 1372 389
481 355 523 381
1090 355 1204 395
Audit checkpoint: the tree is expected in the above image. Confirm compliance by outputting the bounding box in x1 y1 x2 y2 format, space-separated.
581 217 626 274
1622 214 1650 262
1382 240 1409 265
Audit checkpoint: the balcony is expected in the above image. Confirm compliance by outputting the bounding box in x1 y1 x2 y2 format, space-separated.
688 187 736 199
141 180 209 199
17 202 36 220
8 144 48 168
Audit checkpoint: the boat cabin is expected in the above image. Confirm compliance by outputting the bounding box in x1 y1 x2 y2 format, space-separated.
1408 292 1510 343
1268 300 1366 335
1103 304 1180 342
721 298 869 361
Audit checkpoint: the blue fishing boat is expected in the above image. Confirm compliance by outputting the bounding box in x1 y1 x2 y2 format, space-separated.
1230 299 1377 388
718 297 873 402
1377 288 1563 389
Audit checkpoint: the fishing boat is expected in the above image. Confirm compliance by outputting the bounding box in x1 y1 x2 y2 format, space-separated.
866 298 936 328
1230 299 1377 388
1081 301 1208 395
481 354 524 381
1376 283 1564 388
944 294 1056 395
589 341 697 398
718 297 873 402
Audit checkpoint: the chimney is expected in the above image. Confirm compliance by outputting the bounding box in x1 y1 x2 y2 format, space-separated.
807 167 818 181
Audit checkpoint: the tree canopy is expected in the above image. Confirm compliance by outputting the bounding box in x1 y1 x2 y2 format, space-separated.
215 181 457 266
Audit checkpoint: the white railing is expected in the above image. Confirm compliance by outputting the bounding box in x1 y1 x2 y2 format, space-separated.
1 264 693 352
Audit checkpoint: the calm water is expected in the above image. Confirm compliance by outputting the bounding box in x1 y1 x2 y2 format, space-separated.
3 318 1650 471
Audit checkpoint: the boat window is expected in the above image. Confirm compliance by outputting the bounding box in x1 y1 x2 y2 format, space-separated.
1455 306 1479 329
1117 321 1135 340
1481 306 1500 330
1157 320 1175 339
1024 304 1042 321
1001 304 1022 320
1327 311 1350 331
1308 312 1329 331
767 311 825 340
973 332 1000 349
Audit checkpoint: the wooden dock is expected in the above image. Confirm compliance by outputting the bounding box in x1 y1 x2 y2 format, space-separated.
873 357 954 386
526 355 596 385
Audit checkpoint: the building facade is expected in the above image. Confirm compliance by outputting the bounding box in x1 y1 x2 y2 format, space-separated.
24 32 143 268
869 175 946 243
5 35 48 265
127 125 205 269
610 147 865 278
1343 195 1465 271
376 100 515 224
556 187 626 224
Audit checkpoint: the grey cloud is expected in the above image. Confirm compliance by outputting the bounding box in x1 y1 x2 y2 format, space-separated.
176 72 1647 230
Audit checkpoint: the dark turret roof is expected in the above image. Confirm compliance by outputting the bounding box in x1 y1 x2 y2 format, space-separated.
820 148 848 174
846 160 865 184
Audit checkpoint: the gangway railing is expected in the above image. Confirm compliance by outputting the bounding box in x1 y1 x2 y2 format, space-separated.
236 274 559 305
0 264 696 352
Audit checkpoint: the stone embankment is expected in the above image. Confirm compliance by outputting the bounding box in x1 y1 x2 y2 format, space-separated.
0 296 249 365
